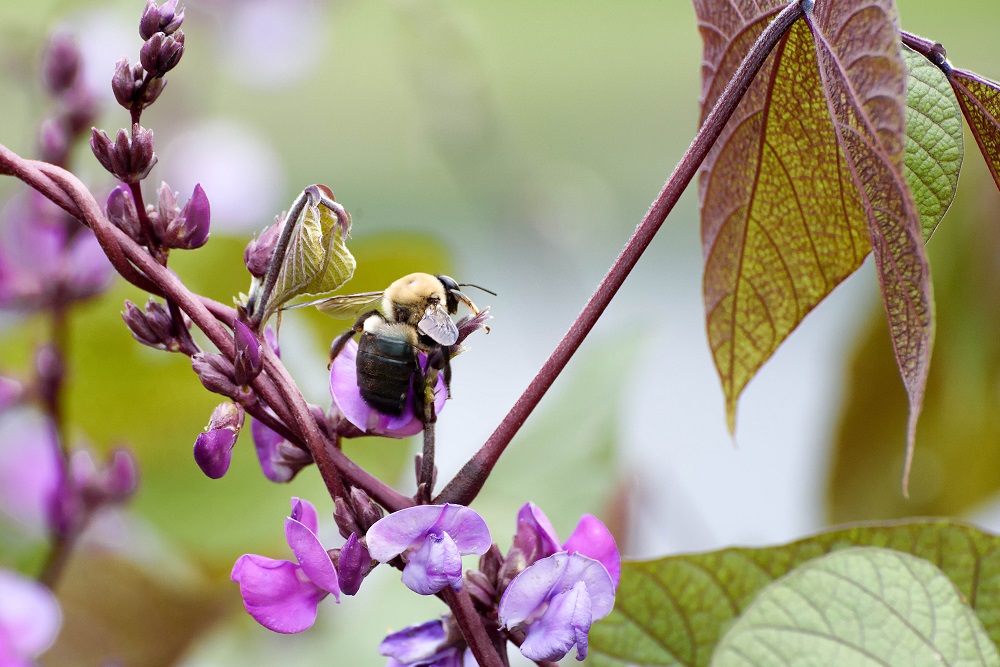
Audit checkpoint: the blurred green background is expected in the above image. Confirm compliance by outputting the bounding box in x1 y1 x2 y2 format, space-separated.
1 0 1000 664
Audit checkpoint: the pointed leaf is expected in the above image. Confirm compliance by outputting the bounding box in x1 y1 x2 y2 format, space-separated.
695 2 933 476
263 197 356 321
587 520 1000 667
950 69 1000 195
902 47 964 241
710 548 999 667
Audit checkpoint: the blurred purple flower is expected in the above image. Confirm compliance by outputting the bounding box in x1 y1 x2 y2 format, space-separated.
0 377 23 415
366 504 491 596
379 619 473 667
0 418 60 537
498 552 616 663
329 339 447 439
0 192 112 310
0 569 61 666
513 502 620 586
231 497 340 633
194 402 244 479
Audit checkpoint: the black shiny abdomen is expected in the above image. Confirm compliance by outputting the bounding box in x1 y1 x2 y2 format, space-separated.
356 332 417 415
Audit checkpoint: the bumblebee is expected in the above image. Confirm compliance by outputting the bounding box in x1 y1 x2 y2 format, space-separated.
314 273 490 418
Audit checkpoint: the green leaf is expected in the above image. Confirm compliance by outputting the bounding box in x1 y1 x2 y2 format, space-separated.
694 3 933 474
587 520 1000 667
262 195 356 321
950 69 1000 195
710 547 999 667
902 47 964 241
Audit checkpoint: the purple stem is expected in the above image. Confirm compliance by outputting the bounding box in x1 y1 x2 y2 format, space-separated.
435 0 806 506
441 586 505 667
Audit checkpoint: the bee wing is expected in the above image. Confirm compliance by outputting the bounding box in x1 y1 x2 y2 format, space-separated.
418 304 459 346
285 291 384 318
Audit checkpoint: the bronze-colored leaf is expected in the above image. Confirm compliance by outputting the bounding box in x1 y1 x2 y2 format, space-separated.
950 69 1000 194
695 2 932 477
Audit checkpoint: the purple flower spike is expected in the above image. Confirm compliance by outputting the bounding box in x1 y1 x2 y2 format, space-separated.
0 569 61 665
366 504 491 595
499 552 616 663
329 339 447 438
231 497 339 634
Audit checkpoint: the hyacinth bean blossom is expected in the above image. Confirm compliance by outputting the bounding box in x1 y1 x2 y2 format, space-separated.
231 498 340 633
379 619 473 667
366 504 491 595
513 501 621 586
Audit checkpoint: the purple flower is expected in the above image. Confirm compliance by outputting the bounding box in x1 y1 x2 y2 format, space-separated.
250 415 312 483
379 619 473 667
0 569 61 666
0 418 60 537
329 339 447 438
513 502 620 586
499 552 616 662
0 377 23 415
231 497 340 633
194 402 245 479
366 504 491 595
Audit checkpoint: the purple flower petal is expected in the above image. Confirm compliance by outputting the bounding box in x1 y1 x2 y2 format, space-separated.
64 229 113 300
289 497 319 534
514 502 561 563
0 569 61 660
498 552 615 628
285 515 339 600
366 504 491 562
329 339 448 438
0 377 22 414
520 580 592 662
400 530 463 595
379 619 447 663
251 416 292 483
562 515 620 587
0 418 61 536
230 554 328 634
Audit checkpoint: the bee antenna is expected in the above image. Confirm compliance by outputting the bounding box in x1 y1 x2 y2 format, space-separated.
458 283 497 297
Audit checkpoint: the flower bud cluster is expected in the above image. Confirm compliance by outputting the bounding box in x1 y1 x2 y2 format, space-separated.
38 31 97 165
145 182 211 250
110 0 185 112
90 127 157 184
122 297 196 355
333 487 384 540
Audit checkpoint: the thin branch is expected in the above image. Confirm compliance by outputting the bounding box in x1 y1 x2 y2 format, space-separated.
441 586 505 667
436 0 806 506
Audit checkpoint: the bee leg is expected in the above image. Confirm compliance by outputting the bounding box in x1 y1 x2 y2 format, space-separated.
412 350 435 425
441 345 453 399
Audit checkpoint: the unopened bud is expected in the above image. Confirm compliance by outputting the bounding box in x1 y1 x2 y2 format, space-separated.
140 0 185 40
121 298 190 352
336 533 371 596
194 402 245 479
139 31 185 77
192 353 238 397
334 497 362 539
244 220 280 279
161 183 210 250
42 32 82 93
464 569 495 609
350 487 384 533
233 320 262 386
102 448 140 501
107 186 142 243
112 58 143 109
90 127 157 183
479 544 503 586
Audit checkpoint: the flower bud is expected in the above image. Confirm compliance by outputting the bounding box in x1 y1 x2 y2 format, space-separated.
71 447 140 507
333 497 361 539
90 127 157 183
464 569 495 609
161 184 210 250
38 119 68 165
192 353 238 397
350 486 384 533
122 298 189 352
233 320 262 386
335 533 371 596
106 186 142 243
479 543 503 586
102 448 140 501
243 220 280 279
139 31 185 78
112 58 143 109
42 31 81 94
140 0 184 40
194 402 245 479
